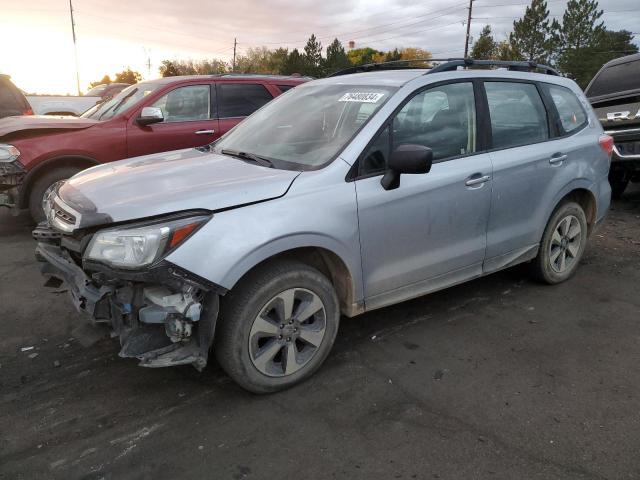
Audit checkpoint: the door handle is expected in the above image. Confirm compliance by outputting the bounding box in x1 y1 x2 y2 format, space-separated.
195 129 215 135
549 154 567 165
465 174 491 187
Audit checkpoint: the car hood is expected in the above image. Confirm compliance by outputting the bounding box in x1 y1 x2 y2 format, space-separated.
57 147 301 225
0 115 98 139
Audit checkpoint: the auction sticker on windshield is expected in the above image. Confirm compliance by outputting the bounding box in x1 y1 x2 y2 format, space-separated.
339 92 385 103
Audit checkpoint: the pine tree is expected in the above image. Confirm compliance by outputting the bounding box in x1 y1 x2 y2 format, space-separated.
509 0 556 63
324 38 350 75
471 25 497 59
281 49 305 75
555 0 605 86
303 34 323 77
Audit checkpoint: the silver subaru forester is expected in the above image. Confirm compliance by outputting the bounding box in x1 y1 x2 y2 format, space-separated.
35 60 612 393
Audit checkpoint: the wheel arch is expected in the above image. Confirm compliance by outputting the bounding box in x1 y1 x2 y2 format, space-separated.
18 155 100 208
223 242 363 318
542 181 598 239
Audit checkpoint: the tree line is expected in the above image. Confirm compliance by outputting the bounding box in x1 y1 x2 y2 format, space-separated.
90 0 637 90
470 0 637 87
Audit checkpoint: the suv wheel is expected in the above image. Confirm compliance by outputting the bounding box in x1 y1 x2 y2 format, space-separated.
215 260 340 393
29 166 83 223
530 201 588 284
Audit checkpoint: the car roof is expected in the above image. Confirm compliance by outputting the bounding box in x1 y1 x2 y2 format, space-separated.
149 74 312 85
600 52 640 68
311 68 575 89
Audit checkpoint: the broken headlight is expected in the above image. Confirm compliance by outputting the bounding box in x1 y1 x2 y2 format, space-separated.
85 216 208 269
0 144 20 162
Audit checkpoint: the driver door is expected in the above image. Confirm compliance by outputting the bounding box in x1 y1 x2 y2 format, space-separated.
127 84 218 158
354 81 493 309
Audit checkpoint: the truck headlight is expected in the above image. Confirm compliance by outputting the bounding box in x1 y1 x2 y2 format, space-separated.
0 144 20 162
85 216 208 269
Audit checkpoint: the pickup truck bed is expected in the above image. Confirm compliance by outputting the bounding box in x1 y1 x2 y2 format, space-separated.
26 95 100 116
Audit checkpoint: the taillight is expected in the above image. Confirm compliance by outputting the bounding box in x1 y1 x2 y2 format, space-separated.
599 134 614 156
23 108 33 115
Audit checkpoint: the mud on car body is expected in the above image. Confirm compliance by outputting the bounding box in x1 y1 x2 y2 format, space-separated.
35 60 612 393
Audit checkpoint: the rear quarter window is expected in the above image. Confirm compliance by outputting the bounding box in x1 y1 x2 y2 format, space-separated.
543 84 588 134
586 59 640 97
217 83 274 118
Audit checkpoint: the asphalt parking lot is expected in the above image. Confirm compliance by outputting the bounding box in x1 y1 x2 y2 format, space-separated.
1 187 639 480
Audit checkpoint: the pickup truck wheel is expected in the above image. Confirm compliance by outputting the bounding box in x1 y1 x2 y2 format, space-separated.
28 166 82 223
215 260 340 394
530 201 588 284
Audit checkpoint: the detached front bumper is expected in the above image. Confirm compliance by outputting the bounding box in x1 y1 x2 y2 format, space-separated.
34 226 220 370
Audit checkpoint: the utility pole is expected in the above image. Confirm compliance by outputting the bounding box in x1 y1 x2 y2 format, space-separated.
463 0 473 58
69 0 81 95
143 47 152 79
232 38 237 71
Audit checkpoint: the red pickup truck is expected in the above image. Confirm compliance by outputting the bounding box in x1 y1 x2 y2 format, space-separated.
0 74 309 221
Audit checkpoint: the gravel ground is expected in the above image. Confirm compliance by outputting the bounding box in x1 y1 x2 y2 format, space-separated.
1 186 639 480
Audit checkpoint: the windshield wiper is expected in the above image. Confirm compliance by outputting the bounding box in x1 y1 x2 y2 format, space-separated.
98 89 136 120
221 149 274 168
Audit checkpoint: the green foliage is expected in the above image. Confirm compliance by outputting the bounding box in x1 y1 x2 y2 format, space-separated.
509 0 556 63
114 68 142 84
235 47 276 73
159 59 227 76
347 47 383 66
324 38 350 75
471 25 497 60
303 34 323 76
555 0 606 86
89 75 112 89
280 49 305 75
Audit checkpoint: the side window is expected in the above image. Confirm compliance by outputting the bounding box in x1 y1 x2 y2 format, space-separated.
150 85 210 122
277 84 295 93
359 82 476 176
544 84 588 134
485 82 548 149
218 83 274 118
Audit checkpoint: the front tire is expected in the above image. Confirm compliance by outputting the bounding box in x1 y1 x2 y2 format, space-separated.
530 201 588 284
28 166 83 223
215 260 340 393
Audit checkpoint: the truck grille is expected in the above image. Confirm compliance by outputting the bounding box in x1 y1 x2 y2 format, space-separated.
616 141 640 156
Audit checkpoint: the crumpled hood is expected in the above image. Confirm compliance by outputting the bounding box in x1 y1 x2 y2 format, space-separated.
58 147 300 224
0 115 98 139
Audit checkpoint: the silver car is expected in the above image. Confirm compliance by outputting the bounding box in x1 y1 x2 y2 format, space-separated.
34 60 612 393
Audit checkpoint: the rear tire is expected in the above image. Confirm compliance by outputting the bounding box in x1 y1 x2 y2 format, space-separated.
530 201 588 284
215 260 340 394
28 166 83 223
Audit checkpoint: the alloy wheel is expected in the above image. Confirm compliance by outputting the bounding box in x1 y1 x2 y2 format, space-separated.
549 214 582 274
249 288 327 377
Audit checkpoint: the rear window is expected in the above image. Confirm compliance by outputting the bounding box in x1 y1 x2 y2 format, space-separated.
586 59 640 97
544 84 587 134
485 82 549 149
217 83 274 118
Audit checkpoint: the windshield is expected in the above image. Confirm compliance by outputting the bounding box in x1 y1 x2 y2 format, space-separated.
81 82 159 120
214 83 397 169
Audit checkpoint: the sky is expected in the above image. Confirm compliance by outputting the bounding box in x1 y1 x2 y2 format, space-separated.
1 0 638 94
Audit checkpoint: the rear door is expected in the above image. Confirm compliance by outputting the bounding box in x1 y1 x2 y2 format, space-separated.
216 82 276 136
126 83 219 157
483 80 586 272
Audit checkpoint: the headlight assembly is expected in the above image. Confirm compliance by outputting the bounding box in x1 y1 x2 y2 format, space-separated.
84 215 208 269
0 144 20 163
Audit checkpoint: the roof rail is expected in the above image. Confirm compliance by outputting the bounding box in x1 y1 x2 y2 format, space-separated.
327 57 560 77
426 58 560 76
327 58 434 77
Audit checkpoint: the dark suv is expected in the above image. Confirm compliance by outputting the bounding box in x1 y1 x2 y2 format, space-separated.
585 53 640 197
0 74 33 119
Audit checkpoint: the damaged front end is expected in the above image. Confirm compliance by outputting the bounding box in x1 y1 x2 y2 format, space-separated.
33 198 224 371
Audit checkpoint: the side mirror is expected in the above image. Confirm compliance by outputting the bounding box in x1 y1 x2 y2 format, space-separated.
381 144 433 190
137 106 164 126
